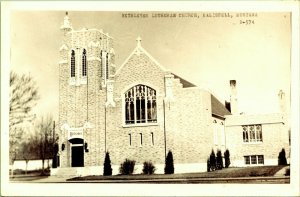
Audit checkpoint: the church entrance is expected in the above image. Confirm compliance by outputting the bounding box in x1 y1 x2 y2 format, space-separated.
71 145 84 167
69 138 84 167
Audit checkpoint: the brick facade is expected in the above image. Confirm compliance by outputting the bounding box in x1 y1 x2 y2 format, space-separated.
56 14 290 175
225 114 290 166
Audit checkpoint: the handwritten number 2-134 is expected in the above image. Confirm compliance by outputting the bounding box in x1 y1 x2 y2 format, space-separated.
240 20 255 25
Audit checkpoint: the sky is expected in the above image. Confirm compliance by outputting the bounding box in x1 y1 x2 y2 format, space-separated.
9 11 291 120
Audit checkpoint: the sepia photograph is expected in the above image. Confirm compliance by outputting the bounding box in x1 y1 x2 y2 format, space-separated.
1 1 299 196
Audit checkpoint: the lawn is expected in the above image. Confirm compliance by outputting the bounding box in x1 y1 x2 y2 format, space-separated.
68 165 286 181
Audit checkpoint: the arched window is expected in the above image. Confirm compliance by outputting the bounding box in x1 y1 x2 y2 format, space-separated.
243 126 249 142
106 53 109 79
71 50 75 77
100 50 103 77
82 49 87 76
125 84 157 124
249 125 255 142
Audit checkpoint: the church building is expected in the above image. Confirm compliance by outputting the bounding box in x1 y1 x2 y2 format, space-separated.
54 13 290 176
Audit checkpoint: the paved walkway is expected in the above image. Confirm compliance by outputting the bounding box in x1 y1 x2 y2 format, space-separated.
274 166 290 177
32 176 69 183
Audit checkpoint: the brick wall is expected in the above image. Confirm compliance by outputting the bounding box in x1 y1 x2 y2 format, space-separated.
225 114 290 166
58 29 113 167
109 51 166 165
165 86 214 165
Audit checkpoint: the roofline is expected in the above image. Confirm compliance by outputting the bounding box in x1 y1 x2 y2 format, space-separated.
172 72 197 88
67 28 114 39
212 113 226 120
115 44 168 76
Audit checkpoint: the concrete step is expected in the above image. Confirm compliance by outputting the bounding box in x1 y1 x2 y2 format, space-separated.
53 167 79 178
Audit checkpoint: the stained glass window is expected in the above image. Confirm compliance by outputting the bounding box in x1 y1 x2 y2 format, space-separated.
243 126 249 142
242 124 263 143
125 85 157 125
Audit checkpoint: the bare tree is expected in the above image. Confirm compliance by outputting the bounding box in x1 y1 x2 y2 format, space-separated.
34 115 54 174
19 139 34 175
9 71 39 177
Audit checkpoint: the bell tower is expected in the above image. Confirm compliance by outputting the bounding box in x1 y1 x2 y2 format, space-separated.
58 12 115 168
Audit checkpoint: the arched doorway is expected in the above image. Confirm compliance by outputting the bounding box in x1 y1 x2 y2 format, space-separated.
69 138 84 167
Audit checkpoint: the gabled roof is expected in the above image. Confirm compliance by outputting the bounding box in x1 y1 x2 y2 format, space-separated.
115 37 230 118
115 37 168 76
211 94 231 117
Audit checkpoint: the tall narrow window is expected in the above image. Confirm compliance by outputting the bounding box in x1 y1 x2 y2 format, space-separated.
151 132 154 146
256 125 263 141
106 53 109 79
82 49 87 76
243 126 249 142
140 133 143 146
101 50 107 79
71 50 75 77
125 85 157 125
100 50 103 77
213 120 218 145
125 89 135 124
136 85 146 123
128 133 132 146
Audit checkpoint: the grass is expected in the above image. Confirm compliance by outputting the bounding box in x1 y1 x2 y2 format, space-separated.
10 168 50 176
68 165 286 181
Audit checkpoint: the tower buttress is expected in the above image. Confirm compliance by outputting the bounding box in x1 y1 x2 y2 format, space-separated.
230 80 238 115
278 90 286 114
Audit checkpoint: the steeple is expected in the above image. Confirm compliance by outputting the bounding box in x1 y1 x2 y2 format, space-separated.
61 11 72 31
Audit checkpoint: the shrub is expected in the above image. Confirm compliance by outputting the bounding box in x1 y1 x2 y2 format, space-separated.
207 158 211 172
142 161 156 175
209 149 216 171
119 159 135 175
285 167 290 176
103 152 112 176
216 150 223 170
164 150 174 174
40 167 50 176
278 148 287 165
224 149 231 168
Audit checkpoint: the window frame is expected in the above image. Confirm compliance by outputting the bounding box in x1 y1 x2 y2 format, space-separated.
244 155 264 165
122 84 159 127
139 133 143 147
242 124 263 143
151 132 154 146
82 49 87 77
70 50 76 78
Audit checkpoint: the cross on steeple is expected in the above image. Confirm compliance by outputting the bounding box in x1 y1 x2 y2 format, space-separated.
136 36 142 47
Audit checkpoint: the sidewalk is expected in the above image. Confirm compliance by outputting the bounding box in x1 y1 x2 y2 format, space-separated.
274 166 289 177
31 176 68 183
